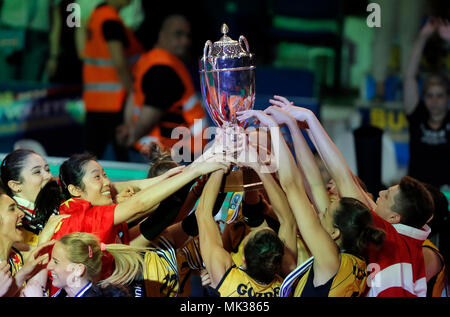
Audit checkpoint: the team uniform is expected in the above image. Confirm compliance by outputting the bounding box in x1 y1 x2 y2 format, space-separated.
364 209 430 297
50 198 129 295
216 265 282 297
423 239 449 297
143 236 179 297
52 282 93 298
176 238 204 297
292 253 368 297
8 248 24 277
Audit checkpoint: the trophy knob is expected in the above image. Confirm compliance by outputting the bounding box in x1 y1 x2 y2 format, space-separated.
221 23 229 35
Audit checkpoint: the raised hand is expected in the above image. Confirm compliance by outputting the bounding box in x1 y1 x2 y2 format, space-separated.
15 240 56 288
194 127 243 165
264 105 297 126
236 109 279 128
115 186 135 203
38 214 71 245
194 160 232 177
268 95 313 123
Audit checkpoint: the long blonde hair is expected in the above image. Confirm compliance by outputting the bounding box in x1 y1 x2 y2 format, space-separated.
58 232 147 287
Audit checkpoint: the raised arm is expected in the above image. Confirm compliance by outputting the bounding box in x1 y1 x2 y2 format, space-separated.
196 169 234 288
268 98 374 209
237 110 340 284
114 161 227 225
112 165 185 195
239 133 297 271
265 102 330 214
403 18 439 115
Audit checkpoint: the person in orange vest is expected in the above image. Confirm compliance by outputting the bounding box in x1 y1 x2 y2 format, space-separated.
116 14 208 164
83 0 143 161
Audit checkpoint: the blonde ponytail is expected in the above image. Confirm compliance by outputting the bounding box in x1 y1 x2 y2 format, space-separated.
58 232 148 287
99 243 147 287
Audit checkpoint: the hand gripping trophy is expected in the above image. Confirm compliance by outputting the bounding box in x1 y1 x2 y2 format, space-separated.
199 24 263 192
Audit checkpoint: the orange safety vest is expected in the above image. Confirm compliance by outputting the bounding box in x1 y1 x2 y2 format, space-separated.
83 5 143 113
133 48 208 155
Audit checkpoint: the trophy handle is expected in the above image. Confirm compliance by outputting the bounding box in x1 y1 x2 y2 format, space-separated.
203 40 212 69
239 35 250 53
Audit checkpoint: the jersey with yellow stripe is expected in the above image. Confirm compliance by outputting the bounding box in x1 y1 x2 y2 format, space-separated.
216 265 282 297
9 248 23 277
176 238 204 297
294 253 368 297
143 237 179 297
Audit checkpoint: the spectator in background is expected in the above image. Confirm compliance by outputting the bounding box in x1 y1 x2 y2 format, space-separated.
370 0 425 100
0 0 62 83
82 0 144 161
403 17 450 190
116 14 208 163
75 0 144 60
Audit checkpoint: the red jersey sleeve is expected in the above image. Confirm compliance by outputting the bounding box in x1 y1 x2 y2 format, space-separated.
52 199 118 244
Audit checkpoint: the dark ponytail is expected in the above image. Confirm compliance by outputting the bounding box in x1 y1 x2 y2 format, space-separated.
147 143 177 178
32 180 64 228
333 197 385 257
0 149 36 196
356 225 386 254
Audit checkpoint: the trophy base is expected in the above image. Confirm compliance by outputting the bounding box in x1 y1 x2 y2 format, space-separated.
221 166 263 192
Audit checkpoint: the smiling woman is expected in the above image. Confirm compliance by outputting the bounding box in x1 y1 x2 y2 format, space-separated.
28 152 227 294
0 149 56 247
0 188 56 297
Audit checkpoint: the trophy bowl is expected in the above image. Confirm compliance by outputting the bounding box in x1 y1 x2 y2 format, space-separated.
199 24 262 192
199 24 256 129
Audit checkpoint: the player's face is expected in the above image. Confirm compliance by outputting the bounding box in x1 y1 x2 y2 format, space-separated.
0 194 25 244
48 241 77 289
79 161 113 206
424 85 448 118
16 153 52 203
375 185 400 223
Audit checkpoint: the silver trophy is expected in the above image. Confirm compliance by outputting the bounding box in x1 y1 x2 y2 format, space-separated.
199 24 261 192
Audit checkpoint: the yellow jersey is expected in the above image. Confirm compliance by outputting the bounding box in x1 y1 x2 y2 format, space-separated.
216 265 282 297
176 238 203 297
143 237 179 297
294 253 367 297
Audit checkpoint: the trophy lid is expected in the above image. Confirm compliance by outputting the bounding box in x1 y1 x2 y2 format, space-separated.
201 23 254 70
